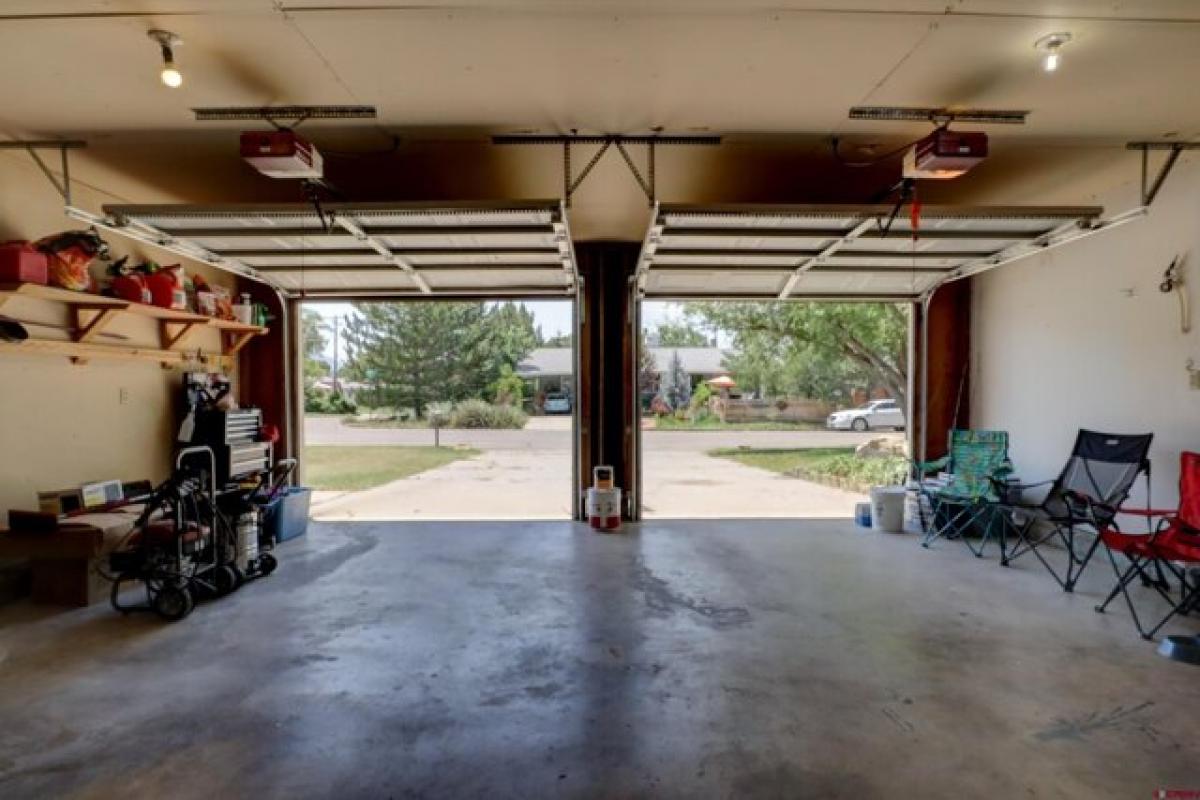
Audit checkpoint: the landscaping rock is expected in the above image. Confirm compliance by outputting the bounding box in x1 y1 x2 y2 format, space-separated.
855 437 907 459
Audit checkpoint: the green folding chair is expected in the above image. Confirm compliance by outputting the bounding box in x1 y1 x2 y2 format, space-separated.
914 429 1012 557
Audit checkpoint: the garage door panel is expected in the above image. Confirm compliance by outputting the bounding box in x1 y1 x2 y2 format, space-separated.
101 201 577 299
789 271 942 295
425 268 566 290
646 269 787 295
268 270 417 291
639 203 1102 301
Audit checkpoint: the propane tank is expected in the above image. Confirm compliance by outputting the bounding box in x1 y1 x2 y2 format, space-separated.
236 509 260 571
586 466 622 532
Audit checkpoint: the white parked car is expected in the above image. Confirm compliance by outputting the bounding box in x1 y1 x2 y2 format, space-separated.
827 399 905 431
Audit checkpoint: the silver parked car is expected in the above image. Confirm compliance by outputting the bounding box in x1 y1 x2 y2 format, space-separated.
544 391 571 414
826 399 905 431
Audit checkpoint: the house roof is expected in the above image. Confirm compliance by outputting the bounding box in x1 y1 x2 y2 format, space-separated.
518 346 728 378
517 348 575 378
648 347 728 376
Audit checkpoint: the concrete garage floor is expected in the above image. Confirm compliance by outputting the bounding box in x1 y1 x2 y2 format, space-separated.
2 520 1197 798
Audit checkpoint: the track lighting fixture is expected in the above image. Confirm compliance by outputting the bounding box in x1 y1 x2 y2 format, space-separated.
148 29 183 88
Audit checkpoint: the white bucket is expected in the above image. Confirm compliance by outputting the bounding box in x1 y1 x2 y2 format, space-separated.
903 481 927 533
869 486 906 533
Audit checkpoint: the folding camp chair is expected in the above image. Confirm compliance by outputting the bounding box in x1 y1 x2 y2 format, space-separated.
1095 451 1200 640
914 429 1012 556
995 429 1153 592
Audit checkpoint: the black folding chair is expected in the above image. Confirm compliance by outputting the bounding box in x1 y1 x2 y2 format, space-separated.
994 430 1153 592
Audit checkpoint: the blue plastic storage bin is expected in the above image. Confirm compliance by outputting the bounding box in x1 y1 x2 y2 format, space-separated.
262 487 311 543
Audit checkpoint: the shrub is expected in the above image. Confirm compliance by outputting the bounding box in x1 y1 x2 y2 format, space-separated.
446 399 528 429
304 387 331 413
328 393 357 414
689 383 713 411
492 364 526 407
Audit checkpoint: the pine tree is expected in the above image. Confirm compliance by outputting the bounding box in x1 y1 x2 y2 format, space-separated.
341 301 541 417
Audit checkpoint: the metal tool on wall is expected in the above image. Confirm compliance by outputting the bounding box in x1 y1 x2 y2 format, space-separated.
1160 255 1190 334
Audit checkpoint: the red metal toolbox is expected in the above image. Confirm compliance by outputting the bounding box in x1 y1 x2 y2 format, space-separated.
0 241 49 285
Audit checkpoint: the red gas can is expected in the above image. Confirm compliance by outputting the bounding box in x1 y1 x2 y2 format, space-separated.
111 272 151 304
146 265 187 309
0 241 49 285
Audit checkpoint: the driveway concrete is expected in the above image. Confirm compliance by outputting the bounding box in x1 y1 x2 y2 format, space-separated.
308 413 880 520
312 449 574 521
305 415 890 452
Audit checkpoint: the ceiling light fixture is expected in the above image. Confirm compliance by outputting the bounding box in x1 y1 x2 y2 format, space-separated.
1035 32 1072 73
148 29 183 88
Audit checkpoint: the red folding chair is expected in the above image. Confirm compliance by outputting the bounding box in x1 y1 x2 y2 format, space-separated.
1094 451 1200 640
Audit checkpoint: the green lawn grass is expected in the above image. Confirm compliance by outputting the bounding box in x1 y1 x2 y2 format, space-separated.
304 445 478 491
709 447 906 492
651 416 821 431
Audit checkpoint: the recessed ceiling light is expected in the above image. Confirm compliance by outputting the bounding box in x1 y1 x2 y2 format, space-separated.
148 29 183 88
1035 32 1072 73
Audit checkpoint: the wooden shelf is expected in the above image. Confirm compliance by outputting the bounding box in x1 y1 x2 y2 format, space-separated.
0 282 267 367
7 338 232 370
0 282 126 309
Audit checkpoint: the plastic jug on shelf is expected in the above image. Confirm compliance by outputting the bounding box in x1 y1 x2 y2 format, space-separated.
232 293 253 325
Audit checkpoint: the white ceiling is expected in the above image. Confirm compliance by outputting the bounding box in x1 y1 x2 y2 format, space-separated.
0 1 1198 239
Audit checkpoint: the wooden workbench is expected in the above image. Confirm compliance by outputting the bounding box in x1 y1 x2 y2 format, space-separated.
0 508 141 606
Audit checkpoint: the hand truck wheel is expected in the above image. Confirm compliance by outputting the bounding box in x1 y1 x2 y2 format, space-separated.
152 584 195 621
229 565 247 589
214 565 240 596
258 553 278 577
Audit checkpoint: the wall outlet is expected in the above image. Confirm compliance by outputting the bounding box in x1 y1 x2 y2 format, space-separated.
1191 370 1200 391
118 387 130 405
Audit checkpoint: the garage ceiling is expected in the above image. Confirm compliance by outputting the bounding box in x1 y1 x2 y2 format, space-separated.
2 2 1197 238
636 203 1105 301
99 201 577 298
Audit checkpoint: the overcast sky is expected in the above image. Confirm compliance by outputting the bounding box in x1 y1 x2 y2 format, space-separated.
305 300 690 361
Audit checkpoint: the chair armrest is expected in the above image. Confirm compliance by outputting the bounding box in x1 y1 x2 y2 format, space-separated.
1118 507 1177 518
914 456 950 474
1006 478 1055 491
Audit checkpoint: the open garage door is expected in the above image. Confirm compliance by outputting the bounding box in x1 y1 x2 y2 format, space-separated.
635 203 1104 302
85 200 581 520
631 202 1107 519
95 200 578 300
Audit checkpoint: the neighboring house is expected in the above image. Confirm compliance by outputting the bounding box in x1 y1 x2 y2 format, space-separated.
310 377 368 400
645 347 728 382
517 346 730 393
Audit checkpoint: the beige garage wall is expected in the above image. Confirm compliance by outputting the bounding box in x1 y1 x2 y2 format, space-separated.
0 151 239 519
971 157 1200 510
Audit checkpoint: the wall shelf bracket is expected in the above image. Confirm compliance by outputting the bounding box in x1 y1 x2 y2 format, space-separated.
0 139 86 205
1126 141 1200 207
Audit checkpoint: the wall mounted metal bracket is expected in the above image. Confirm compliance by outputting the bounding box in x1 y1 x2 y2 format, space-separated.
0 139 86 205
492 133 720 208
1126 141 1200 207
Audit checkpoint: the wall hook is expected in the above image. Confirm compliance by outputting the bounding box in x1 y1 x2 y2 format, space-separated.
1160 255 1191 334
